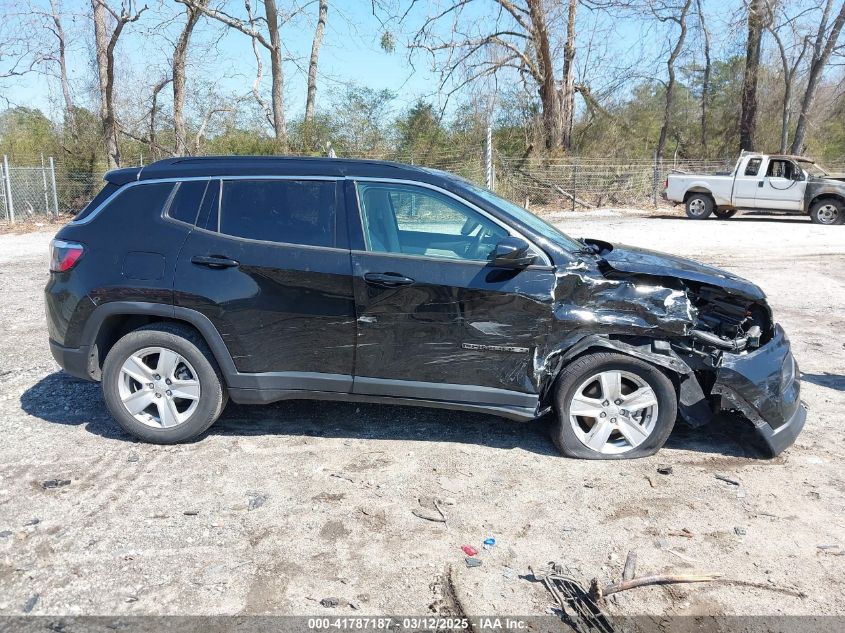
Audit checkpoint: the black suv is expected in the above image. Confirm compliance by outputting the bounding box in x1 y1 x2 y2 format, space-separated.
45 157 805 459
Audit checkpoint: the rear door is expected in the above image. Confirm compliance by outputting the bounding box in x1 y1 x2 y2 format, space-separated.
756 158 806 211
731 157 762 207
174 177 355 391
347 179 556 409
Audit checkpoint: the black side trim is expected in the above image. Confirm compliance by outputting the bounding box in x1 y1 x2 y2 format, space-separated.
228 388 538 421
353 376 538 409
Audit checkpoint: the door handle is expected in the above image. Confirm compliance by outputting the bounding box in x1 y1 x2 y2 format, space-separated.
758 180 764 187
191 255 240 269
364 272 414 287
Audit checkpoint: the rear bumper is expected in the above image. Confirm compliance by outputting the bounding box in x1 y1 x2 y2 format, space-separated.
49 339 96 381
711 324 805 456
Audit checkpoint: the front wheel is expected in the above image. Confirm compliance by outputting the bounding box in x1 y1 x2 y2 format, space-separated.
714 208 737 219
809 198 844 225
551 352 677 459
101 323 227 444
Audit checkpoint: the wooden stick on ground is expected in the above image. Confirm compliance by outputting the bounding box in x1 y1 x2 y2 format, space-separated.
622 550 637 581
590 573 723 601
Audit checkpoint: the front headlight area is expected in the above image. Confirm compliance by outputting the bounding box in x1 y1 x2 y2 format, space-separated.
780 351 797 393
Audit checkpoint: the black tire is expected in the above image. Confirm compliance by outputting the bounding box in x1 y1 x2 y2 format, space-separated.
685 193 714 219
809 198 844 225
101 322 227 444
551 352 677 460
713 208 738 219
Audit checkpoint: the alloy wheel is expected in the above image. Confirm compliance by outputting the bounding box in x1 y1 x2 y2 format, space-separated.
688 198 707 217
117 346 201 428
816 204 839 225
567 370 659 455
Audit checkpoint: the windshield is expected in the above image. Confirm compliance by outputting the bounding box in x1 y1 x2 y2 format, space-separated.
799 161 828 177
458 180 584 252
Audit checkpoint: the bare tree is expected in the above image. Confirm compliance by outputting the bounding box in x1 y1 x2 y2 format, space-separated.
765 0 811 153
305 0 328 126
654 0 693 162
41 0 75 131
92 0 147 168
790 0 845 154
739 0 767 151
695 0 710 152
173 0 206 156
177 0 288 146
561 0 577 151
408 0 578 150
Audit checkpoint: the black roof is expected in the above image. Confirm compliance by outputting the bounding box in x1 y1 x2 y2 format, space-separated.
105 155 452 185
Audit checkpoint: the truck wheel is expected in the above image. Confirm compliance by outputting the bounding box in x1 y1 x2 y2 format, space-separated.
714 208 737 219
551 352 677 460
809 198 844 225
685 194 713 219
101 323 227 444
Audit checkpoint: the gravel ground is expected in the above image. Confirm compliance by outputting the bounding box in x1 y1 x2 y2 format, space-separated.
0 209 843 620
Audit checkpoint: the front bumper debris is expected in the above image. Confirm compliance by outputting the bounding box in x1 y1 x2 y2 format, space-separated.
711 324 804 455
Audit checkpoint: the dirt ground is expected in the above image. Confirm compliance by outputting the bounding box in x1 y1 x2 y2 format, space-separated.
0 208 843 621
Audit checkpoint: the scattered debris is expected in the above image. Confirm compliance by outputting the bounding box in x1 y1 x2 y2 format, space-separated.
644 475 656 488
590 572 722 601
330 473 354 483
622 550 637 581
349 601 360 610
817 544 843 555
666 549 698 564
715 473 740 486
0 530 11 538
127 452 140 463
461 545 478 557
319 597 339 608
531 563 614 633
464 557 482 568
669 528 694 538
483 537 496 549
183 510 199 516
502 567 516 580
412 498 446 523
41 479 70 489
247 493 268 511
734 526 747 536
23 594 39 614
24 518 40 526
657 465 673 475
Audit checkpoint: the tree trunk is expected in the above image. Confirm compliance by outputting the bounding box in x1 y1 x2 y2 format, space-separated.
264 0 287 146
790 0 845 155
656 0 692 162
173 2 203 156
739 0 765 152
48 0 74 133
695 0 710 152
304 0 328 126
92 0 119 168
559 0 577 152
526 0 562 150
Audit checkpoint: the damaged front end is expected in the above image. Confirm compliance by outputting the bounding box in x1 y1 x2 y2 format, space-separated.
541 240 805 455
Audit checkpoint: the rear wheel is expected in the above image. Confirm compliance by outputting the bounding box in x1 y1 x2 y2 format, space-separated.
102 323 227 444
551 352 677 459
809 198 844 225
685 193 713 220
713 208 738 219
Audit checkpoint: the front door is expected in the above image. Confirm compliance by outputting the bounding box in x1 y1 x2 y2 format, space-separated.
174 177 356 392
756 159 807 211
348 180 556 409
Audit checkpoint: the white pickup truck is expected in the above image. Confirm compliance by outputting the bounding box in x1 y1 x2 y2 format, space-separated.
664 153 845 225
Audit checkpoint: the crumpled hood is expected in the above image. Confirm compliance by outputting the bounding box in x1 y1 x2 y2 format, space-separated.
585 239 766 301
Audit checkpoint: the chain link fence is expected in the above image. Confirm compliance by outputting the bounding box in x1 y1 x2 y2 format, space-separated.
2 151 844 224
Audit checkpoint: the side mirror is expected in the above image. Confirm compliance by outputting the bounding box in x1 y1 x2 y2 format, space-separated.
489 236 536 269
793 169 805 181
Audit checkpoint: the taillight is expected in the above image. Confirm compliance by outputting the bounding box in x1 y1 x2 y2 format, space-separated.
49 239 85 272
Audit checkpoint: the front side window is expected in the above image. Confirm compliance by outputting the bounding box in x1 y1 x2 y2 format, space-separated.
218 179 336 247
766 160 794 179
356 182 508 261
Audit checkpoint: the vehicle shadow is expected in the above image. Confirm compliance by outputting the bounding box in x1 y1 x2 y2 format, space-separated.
22 371 769 458
649 213 811 224
801 372 845 392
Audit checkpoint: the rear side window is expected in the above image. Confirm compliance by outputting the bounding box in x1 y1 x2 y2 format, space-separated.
744 158 762 176
74 182 120 221
218 179 336 247
82 182 174 223
166 180 208 225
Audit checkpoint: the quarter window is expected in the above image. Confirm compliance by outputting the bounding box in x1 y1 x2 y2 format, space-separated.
218 180 336 247
356 182 508 261
166 180 208 225
744 158 762 176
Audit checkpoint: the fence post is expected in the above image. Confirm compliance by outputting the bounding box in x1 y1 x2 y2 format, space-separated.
49 157 59 217
2 155 14 223
485 123 494 190
652 151 659 207
41 154 50 215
